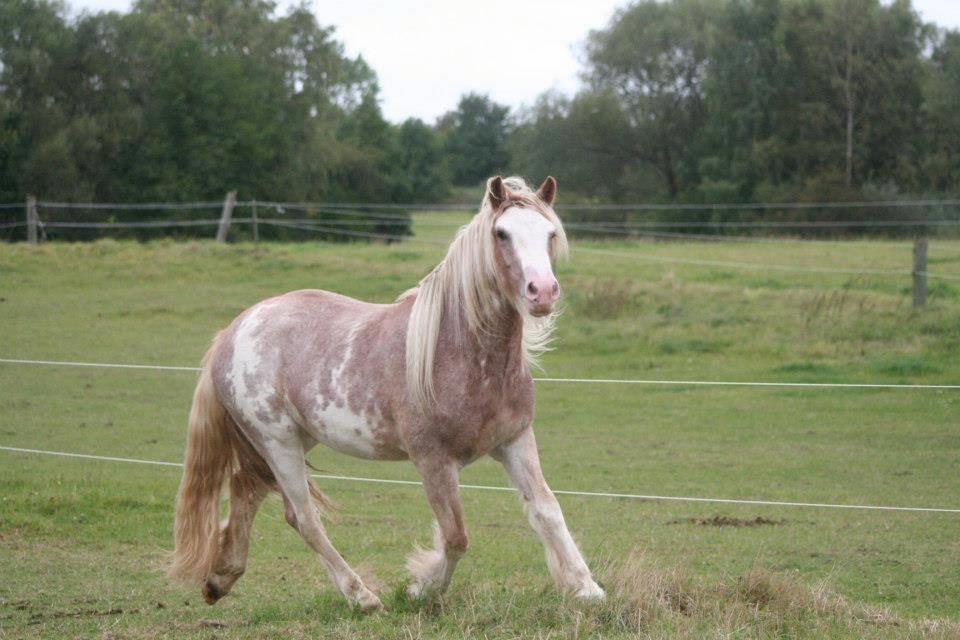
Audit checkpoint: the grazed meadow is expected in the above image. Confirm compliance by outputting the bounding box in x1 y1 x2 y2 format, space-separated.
1 212 959 638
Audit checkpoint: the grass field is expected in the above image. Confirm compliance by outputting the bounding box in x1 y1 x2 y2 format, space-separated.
1 213 959 638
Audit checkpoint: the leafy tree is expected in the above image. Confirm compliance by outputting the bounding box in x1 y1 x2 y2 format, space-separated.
2 0 958 241
0 0 78 201
510 0 944 210
390 118 448 203
0 0 387 205
921 29 960 192
583 0 715 198
696 0 784 199
509 89 644 201
439 93 510 186
0 0 442 240
807 0 924 189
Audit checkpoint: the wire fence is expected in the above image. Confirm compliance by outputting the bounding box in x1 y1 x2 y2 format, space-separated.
4 196 960 298
3 353 958 516
572 246 960 281
6 200 419 244
3 197 960 242
16 214 960 233
3 198 960 516
230 214 960 283
2 445 958 514
3 356 958 389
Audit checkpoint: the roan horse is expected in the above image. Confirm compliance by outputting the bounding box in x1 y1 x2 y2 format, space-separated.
169 176 604 610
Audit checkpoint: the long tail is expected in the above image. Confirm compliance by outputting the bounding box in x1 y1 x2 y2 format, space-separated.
168 333 335 584
168 336 234 583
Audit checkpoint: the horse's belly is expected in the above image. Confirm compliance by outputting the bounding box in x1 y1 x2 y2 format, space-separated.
305 400 406 461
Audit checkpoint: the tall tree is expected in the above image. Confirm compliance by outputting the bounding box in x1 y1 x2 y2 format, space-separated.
821 0 924 188
584 0 715 198
921 29 960 192
509 89 644 200
438 93 510 186
390 118 448 203
697 0 784 199
0 0 388 203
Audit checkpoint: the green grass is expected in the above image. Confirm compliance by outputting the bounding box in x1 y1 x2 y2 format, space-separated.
1 221 959 638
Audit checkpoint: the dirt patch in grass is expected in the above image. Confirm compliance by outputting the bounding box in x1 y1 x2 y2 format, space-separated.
668 516 787 527
197 619 228 629
27 605 149 625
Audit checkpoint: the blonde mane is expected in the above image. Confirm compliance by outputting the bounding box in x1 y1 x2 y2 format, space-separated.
403 178 569 408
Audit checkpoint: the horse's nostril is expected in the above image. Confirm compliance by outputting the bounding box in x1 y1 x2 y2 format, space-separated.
527 281 539 296
551 282 559 295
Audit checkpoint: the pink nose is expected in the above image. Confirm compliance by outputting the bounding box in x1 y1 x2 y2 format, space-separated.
525 276 560 305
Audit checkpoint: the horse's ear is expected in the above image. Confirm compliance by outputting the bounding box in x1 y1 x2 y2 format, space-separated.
537 176 558 206
486 176 507 208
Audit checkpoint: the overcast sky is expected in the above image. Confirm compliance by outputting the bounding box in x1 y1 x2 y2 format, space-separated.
71 0 960 124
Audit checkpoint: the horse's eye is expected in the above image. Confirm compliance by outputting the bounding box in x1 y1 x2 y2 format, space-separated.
496 229 509 241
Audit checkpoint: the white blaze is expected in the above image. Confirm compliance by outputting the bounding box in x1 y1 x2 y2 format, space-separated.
495 206 557 292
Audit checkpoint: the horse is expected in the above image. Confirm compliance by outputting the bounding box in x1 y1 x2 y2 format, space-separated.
168 176 605 611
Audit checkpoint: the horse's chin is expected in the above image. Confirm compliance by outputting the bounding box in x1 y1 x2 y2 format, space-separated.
526 302 554 318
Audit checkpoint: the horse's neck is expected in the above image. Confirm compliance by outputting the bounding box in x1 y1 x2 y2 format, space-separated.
442 301 526 378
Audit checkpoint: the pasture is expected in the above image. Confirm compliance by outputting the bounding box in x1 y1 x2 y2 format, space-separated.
1 213 959 638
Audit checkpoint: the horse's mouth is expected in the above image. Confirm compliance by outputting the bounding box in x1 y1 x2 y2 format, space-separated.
526 302 554 317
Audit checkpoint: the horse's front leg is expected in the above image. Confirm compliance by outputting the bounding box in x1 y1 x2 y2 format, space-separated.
406 456 468 598
493 428 605 599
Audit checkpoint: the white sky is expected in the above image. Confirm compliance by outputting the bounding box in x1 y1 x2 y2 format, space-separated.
70 0 960 124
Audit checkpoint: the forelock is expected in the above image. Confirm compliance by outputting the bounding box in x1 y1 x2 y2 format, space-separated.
492 177 555 219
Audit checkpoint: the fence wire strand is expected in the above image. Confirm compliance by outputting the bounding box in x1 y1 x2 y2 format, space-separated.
36 201 225 210
2 357 958 389
5 199 960 281
247 198 960 212
1 445 957 514
573 245 960 281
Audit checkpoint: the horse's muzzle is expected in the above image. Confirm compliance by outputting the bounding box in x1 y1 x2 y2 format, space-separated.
524 275 559 317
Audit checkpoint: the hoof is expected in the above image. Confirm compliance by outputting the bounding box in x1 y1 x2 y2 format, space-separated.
352 587 383 612
405 581 436 600
574 581 606 601
405 579 449 600
202 580 223 605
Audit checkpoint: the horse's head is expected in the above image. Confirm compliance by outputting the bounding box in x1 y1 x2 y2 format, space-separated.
405 176 568 405
486 176 567 318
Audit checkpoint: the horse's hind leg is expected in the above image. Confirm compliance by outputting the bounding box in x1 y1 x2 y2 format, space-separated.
406 456 468 598
266 440 382 611
203 470 269 604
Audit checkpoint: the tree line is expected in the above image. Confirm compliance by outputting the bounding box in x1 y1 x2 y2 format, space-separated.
511 0 960 207
1 0 442 207
1 0 959 239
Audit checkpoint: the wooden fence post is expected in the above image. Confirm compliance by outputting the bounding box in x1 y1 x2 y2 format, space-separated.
912 237 927 308
216 191 237 243
251 199 259 247
26 196 38 245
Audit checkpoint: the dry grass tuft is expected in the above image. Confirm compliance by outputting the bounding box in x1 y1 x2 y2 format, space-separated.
590 552 960 638
731 566 823 614
602 549 696 628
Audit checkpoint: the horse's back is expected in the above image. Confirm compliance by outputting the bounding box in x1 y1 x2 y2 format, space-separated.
208 289 410 460
213 288 388 375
